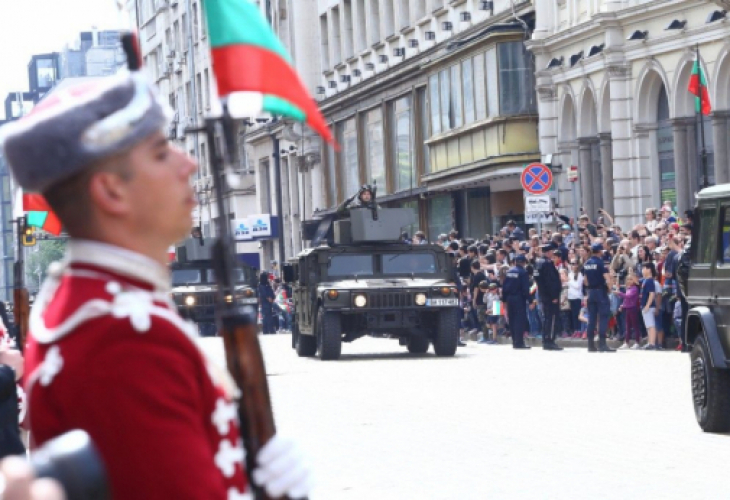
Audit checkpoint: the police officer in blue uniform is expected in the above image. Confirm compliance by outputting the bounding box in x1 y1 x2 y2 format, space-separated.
534 243 564 351
502 254 531 349
583 243 616 352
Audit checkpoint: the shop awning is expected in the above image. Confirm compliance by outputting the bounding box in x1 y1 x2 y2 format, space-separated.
423 164 526 192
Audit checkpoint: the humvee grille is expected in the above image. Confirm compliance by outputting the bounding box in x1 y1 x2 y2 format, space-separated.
369 292 413 308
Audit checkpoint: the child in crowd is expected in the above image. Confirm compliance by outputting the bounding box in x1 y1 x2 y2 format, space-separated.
482 283 501 344
578 298 590 339
526 266 542 339
640 263 659 350
614 273 641 349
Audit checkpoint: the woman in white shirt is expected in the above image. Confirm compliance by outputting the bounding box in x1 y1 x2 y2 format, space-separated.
567 260 584 337
645 208 658 233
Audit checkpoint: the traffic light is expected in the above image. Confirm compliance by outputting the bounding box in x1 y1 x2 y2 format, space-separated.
22 220 36 247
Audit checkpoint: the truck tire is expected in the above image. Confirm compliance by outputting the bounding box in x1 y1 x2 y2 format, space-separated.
317 308 342 360
294 322 317 357
433 309 459 357
691 335 730 433
407 336 430 354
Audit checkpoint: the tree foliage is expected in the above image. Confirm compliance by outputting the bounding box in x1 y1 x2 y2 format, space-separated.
25 240 66 291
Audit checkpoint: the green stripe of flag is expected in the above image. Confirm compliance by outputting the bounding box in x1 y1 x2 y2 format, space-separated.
204 0 291 63
263 95 306 122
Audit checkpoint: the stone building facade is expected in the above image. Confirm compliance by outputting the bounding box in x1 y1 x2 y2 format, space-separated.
529 0 730 229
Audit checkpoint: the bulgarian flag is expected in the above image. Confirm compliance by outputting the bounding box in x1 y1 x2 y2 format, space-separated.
688 55 712 116
22 193 62 236
203 0 334 144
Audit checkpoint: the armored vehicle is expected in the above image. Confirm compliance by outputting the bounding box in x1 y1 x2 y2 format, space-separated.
171 238 258 336
284 206 460 360
680 184 730 432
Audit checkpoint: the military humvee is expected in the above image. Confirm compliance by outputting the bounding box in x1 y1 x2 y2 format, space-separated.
680 184 730 433
170 238 258 336
284 207 460 360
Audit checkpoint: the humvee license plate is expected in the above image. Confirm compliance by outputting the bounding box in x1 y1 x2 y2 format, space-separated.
428 298 459 306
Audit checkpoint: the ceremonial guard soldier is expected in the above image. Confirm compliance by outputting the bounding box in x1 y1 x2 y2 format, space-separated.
533 244 564 351
583 243 616 353
0 74 312 498
502 255 531 349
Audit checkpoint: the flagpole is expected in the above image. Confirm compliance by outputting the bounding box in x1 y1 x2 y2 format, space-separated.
697 44 709 189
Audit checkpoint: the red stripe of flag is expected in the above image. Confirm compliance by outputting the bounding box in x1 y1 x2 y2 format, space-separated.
211 44 334 144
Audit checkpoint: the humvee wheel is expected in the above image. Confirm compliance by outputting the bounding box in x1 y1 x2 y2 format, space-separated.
433 309 459 357
406 336 430 354
294 322 317 357
316 308 342 360
691 335 730 433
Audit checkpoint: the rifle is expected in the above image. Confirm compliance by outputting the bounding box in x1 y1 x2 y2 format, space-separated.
119 32 296 500
13 216 29 352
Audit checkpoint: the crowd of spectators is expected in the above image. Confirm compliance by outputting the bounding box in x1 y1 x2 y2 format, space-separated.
416 201 692 350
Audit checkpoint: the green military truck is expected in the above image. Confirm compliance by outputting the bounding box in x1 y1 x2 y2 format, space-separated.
284 207 460 361
171 238 258 336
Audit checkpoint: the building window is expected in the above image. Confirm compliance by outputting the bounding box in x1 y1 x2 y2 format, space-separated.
368 0 381 45
390 95 415 192
438 69 450 132
200 142 208 177
450 64 463 128
196 73 202 112
656 86 675 207
417 87 431 174
486 47 499 118
181 13 188 53
185 82 192 117
204 69 210 109
193 2 200 42
174 21 180 52
331 7 342 65
428 194 452 240
473 53 487 120
363 108 386 192
462 58 475 125
429 74 441 136
497 41 536 116
338 118 360 199
320 14 330 70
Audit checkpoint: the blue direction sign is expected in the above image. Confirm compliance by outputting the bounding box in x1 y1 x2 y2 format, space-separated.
521 163 553 195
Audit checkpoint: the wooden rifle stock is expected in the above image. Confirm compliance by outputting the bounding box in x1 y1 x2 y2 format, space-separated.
13 287 29 352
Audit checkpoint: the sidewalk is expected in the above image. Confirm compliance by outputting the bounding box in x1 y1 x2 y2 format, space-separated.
464 330 682 350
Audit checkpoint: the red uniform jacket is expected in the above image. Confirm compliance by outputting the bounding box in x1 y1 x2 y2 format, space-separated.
24 241 248 499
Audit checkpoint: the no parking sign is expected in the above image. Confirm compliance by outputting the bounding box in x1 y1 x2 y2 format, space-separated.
521 163 553 195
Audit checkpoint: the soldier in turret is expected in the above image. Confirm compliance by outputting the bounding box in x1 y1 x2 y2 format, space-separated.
337 184 380 214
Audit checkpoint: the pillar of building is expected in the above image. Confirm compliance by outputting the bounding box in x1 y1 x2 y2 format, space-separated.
578 139 595 216
599 133 615 216
712 112 729 185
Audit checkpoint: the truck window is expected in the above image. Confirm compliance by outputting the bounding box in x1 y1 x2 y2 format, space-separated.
207 268 249 284
381 253 437 274
719 207 730 265
172 269 202 285
695 206 717 265
328 255 374 277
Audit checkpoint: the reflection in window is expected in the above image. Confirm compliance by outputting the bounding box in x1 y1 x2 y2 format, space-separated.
364 108 386 192
338 118 360 199
35 59 56 89
498 42 537 116
450 64 463 128
720 208 730 264
462 58 475 125
328 255 374 276
382 253 437 274
429 74 441 135
695 207 717 265
390 96 414 192
439 69 450 133
172 269 202 285
474 53 487 120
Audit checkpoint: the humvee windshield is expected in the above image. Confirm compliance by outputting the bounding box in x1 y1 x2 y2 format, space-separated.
382 253 437 274
328 255 374 276
206 268 252 284
172 269 203 285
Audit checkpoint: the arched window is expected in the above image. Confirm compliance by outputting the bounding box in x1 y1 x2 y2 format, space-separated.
656 86 675 208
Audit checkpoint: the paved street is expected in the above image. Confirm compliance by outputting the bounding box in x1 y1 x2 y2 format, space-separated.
199 336 730 500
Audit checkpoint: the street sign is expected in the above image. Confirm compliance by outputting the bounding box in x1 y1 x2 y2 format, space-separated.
521 163 553 195
525 195 552 213
525 212 554 224
568 165 579 183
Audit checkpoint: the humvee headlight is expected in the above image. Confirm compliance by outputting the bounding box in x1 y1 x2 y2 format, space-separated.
441 287 452 296
225 295 233 303
415 293 427 306
244 289 254 298
184 295 196 306
354 294 367 308
327 290 339 300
